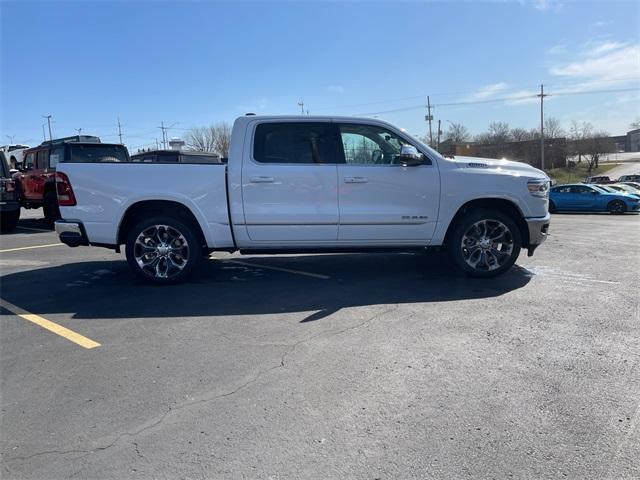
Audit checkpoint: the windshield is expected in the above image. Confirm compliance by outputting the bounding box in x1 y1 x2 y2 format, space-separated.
404 132 445 162
69 144 129 163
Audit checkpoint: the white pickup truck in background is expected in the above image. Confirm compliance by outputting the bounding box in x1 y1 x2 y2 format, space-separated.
54 115 551 283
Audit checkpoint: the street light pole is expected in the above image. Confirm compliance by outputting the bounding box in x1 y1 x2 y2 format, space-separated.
42 114 53 140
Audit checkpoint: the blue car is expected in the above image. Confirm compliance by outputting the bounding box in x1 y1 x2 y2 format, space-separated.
549 183 640 214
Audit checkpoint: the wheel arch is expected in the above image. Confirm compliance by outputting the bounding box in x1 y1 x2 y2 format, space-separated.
444 197 530 247
117 200 207 248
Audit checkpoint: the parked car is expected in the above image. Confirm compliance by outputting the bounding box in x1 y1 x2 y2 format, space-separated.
54 115 551 283
131 150 223 164
606 184 640 196
0 151 20 232
15 135 129 223
584 175 615 184
620 181 640 190
618 174 640 183
0 144 30 169
549 183 640 214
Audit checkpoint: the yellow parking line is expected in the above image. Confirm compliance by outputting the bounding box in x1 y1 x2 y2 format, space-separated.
224 259 330 280
0 243 63 253
0 299 100 349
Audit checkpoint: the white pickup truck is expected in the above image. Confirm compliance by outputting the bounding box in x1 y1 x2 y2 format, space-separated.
54 115 550 283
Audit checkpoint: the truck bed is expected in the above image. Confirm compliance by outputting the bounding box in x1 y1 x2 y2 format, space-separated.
57 162 233 248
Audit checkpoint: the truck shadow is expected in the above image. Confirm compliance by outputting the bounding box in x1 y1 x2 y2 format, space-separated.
0 252 532 322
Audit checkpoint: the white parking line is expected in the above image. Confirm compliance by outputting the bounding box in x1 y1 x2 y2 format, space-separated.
0 243 64 253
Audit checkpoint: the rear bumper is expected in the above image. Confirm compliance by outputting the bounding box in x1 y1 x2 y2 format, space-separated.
55 220 89 247
525 212 551 256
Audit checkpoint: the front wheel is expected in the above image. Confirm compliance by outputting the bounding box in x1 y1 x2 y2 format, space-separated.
448 209 522 278
607 200 626 215
125 216 202 284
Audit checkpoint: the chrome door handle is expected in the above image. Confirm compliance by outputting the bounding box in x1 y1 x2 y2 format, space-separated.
250 176 275 183
344 176 368 183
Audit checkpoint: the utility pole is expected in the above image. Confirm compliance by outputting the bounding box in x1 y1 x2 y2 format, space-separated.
537 84 548 170
425 96 433 146
117 116 123 144
436 119 442 152
297 100 304 115
6 135 15 144
155 138 160 150
158 121 167 149
42 114 53 140
75 128 82 137
41 124 47 141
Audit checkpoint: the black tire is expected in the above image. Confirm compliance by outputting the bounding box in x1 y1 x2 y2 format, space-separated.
125 216 203 284
448 208 522 278
548 200 557 214
43 191 61 224
607 200 626 215
0 208 20 233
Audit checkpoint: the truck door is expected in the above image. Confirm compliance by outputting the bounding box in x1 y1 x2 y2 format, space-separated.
335 122 439 242
241 121 339 242
21 151 39 201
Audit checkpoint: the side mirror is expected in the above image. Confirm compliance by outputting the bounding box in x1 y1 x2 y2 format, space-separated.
9 169 19 175
399 145 424 167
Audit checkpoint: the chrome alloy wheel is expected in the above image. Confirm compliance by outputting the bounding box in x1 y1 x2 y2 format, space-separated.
133 225 190 279
461 219 514 272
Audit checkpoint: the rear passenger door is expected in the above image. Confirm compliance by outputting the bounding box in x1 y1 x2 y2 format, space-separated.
241 121 340 242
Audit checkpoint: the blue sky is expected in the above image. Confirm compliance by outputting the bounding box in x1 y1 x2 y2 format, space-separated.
1 0 639 149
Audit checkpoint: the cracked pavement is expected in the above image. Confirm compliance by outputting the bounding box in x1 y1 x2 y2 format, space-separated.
1 210 639 479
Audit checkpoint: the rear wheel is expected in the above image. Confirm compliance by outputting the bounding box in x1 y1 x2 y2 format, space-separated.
448 209 522 278
125 216 202 284
0 208 20 232
607 200 626 215
43 191 60 224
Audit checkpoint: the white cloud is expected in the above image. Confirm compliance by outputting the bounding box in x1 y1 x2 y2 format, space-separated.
583 41 628 57
327 85 344 94
548 44 567 55
550 43 640 85
504 89 539 105
592 20 612 28
468 82 508 100
532 0 562 12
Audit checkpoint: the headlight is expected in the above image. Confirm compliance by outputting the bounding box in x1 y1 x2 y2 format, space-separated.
528 179 550 198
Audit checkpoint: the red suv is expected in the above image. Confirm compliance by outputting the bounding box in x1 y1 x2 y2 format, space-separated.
16 136 129 223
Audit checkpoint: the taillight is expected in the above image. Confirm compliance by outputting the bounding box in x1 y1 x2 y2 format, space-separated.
0 179 15 193
55 172 76 206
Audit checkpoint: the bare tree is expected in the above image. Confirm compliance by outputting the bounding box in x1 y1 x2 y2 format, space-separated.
476 122 511 145
569 121 614 171
510 128 532 142
184 122 232 157
544 117 565 138
444 122 471 144
214 122 232 158
630 119 640 130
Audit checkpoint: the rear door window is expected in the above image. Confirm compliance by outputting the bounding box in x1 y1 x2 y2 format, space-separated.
36 150 48 170
253 122 337 164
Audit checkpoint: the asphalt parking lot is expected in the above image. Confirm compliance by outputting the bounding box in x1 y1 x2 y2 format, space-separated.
1 209 639 479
